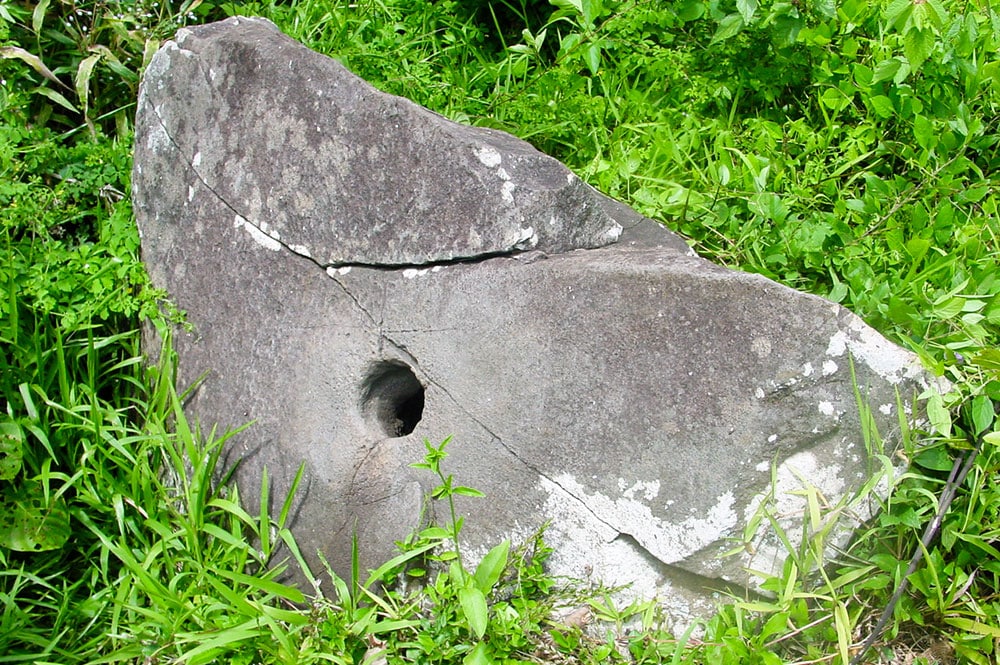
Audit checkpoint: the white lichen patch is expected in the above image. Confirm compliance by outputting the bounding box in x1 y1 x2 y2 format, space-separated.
255 219 280 242
501 181 516 204
822 360 838 376
826 314 927 385
144 116 172 154
234 215 281 251
879 403 893 415
818 401 835 416
474 145 502 168
508 226 538 249
751 337 772 359
326 266 351 277
403 266 441 279
192 151 202 168
288 244 312 258
802 362 814 376
602 223 623 243
541 474 737 565
618 479 661 501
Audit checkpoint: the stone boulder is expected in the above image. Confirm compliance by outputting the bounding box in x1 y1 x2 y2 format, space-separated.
133 17 939 627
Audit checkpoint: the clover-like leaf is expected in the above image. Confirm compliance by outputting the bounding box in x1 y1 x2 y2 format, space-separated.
0 481 71 552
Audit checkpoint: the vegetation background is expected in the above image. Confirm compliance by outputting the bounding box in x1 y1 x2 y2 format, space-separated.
1 0 998 662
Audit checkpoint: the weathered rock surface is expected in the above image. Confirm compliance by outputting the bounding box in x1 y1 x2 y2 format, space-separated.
134 17 939 628
134 17 623 267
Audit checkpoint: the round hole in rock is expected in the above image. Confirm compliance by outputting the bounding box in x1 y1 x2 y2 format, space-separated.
360 361 425 437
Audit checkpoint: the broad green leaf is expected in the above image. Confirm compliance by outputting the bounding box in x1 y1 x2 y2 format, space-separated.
820 87 851 112
463 642 492 665
869 95 894 118
717 163 730 186
905 235 931 262
828 273 848 303
550 0 584 16
925 392 952 437
853 63 873 88
957 185 989 203
677 0 705 21
920 0 949 31
0 482 71 551
915 446 954 472
473 540 510 593
970 396 995 436
0 422 23 480
932 296 964 319
736 0 758 24
814 0 835 18
557 32 582 60
459 586 489 638
904 27 935 72
885 0 913 31
983 431 1000 447
913 115 936 150
711 14 745 44
750 193 788 223
873 58 902 83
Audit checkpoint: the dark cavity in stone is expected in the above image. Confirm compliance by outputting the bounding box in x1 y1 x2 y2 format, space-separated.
361 361 424 437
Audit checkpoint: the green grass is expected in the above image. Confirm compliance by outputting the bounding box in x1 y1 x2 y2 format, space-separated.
2 0 999 662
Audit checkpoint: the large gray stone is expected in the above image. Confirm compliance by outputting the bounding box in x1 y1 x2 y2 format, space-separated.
133 17 939 628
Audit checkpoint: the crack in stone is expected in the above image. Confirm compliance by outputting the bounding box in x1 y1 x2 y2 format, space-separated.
352 487 408 507
383 327 464 334
613 533 762 600
324 248 546 271
152 107 552 272
378 334 624 539
150 106 323 265
327 275 379 329
346 440 383 508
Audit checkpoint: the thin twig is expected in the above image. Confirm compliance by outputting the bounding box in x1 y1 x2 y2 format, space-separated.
848 435 985 665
